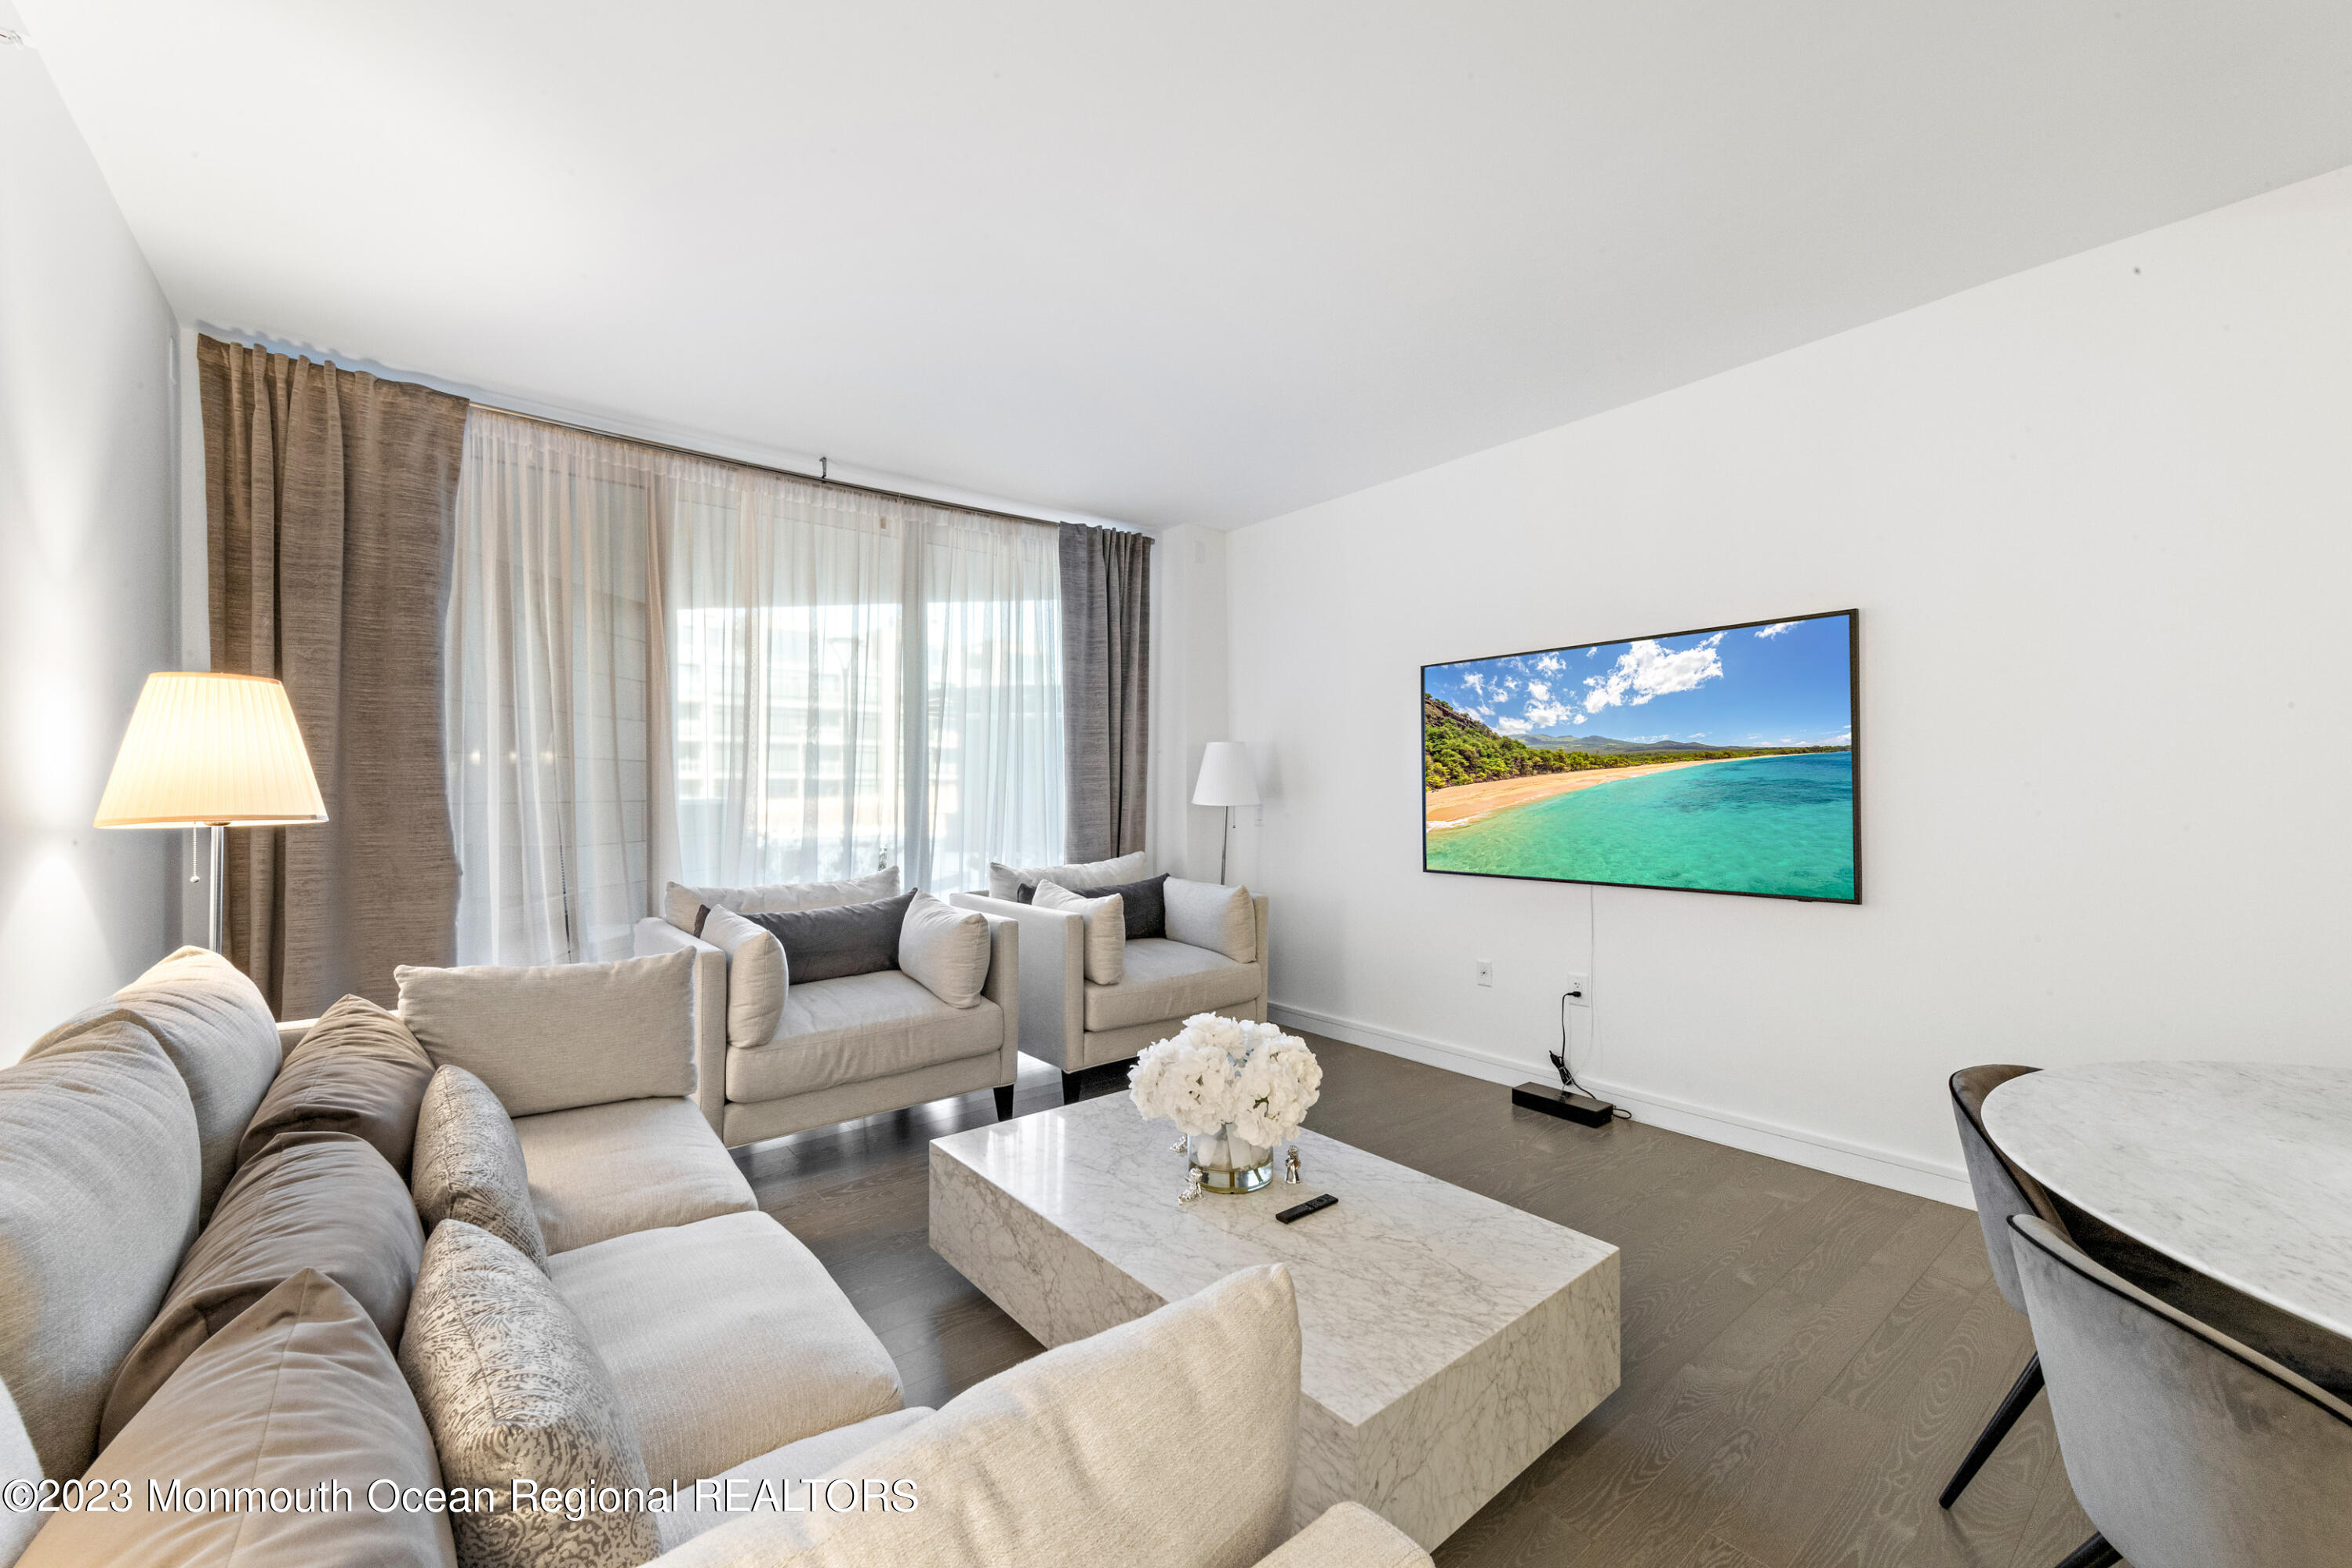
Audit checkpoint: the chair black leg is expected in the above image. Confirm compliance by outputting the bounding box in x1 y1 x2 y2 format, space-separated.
2053 1533 2118 1568
992 1084 1014 1120
1940 1352 2044 1508
1061 1071 1081 1105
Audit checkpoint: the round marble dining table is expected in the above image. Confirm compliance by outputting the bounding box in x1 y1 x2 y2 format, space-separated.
1981 1061 2352 1340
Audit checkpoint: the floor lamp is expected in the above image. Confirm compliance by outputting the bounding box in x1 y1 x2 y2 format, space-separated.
96 672 328 954
1192 741 1260 886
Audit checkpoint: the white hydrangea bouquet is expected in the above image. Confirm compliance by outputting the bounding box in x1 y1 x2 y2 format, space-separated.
1131 1013 1322 1194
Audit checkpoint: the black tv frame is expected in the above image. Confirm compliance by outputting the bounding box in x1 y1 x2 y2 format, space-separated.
1421 608 1860 905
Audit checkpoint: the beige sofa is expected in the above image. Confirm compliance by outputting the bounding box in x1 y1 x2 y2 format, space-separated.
633 875 1020 1148
949 878 1269 1102
1 944 1428 1568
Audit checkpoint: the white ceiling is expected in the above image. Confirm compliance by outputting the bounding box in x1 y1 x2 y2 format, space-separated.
21 2 2352 528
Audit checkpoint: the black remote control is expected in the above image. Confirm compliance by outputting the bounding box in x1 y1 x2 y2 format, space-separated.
1276 1193 1338 1224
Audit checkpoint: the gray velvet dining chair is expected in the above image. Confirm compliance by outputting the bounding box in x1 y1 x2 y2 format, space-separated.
1941 1063 2067 1508
2009 1213 2352 1568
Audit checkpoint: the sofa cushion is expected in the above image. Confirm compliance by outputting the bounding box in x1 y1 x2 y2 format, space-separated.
701 907 786 1048
396 949 696 1116
656 1264 1300 1568
747 891 916 985
100 1130 423 1448
34 947 281 1224
726 972 1002 1104
401 1221 659 1568
2 1379 43 1565
238 993 435 1176
514 1097 757 1255
1033 881 1125 985
548 1210 903 1490
669 869 902 932
412 1066 548 1269
20 1271 457 1568
0 1014 200 1481
987 850 1148 903
896 891 990 1009
1163 877 1258 963
655 1407 932 1550
1083 940 1264 1034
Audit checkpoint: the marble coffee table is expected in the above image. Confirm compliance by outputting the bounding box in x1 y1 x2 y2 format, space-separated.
929 1094 1620 1548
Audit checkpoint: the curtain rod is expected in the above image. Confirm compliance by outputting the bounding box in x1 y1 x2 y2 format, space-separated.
470 402 1088 533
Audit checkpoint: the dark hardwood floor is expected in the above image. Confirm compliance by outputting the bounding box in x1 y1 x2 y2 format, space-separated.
733 1036 2110 1568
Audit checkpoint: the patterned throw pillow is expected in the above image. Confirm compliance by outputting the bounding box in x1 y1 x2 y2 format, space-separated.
410 1065 548 1269
400 1220 659 1568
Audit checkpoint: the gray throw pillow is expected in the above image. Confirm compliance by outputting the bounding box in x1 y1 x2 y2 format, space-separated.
986 851 1148 903
0 1014 201 1482
100 1130 425 1448
19 1271 456 1568
400 1221 659 1568
1032 881 1126 985
411 1066 548 1270
239 993 435 1176
397 949 696 1117
897 891 992 1009
33 946 281 1225
747 890 916 985
1018 872 1167 939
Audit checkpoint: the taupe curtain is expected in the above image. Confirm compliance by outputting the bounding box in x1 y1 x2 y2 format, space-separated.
1058 523 1152 861
201 336 469 1016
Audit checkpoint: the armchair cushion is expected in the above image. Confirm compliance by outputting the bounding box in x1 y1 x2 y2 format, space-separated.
397 949 696 1116
702 906 787 1047
1084 939 1265 1033
667 869 902 933
727 972 1003 1103
512 1096 757 1254
1164 877 1257 963
1018 870 1167 939
1033 880 1126 985
898 891 991 1008
987 850 1148 902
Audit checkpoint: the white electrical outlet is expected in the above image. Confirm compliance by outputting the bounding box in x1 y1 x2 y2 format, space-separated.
1475 960 1494 988
1564 971 1592 1007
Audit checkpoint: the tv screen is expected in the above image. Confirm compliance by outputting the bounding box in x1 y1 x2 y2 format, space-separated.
1423 610 1858 902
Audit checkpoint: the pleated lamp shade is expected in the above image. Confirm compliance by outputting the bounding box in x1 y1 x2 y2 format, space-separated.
95 672 327 828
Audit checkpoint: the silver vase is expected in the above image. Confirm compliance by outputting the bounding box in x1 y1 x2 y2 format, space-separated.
1186 1123 1275 1194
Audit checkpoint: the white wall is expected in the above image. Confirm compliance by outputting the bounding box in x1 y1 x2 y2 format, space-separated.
0 19 180 1062
1228 167 2352 1205
1150 524 1233 881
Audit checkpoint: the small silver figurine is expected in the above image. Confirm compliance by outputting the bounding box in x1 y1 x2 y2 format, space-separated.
1284 1145 1302 1185
1177 1165 1204 1206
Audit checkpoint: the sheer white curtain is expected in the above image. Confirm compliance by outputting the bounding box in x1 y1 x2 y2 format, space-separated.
445 414 663 964
446 410 1065 964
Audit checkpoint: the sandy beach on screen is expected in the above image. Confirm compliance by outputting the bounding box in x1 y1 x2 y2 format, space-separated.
1425 756 1750 829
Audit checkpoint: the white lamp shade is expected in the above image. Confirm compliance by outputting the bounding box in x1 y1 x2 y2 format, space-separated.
95 672 328 828
1191 741 1260 808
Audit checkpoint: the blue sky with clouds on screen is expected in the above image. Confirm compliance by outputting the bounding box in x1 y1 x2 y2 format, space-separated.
1425 612 1853 746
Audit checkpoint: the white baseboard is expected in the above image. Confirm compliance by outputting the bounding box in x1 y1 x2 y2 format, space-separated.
1269 1000 1974 1211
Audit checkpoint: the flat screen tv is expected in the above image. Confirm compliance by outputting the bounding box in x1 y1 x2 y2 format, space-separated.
1423 610 1858 902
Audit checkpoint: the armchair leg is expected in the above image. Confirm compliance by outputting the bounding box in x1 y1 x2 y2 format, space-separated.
1940 1352 2043 1508
993 1084 1014 1120
2053 1534 2118 1568
1061 1071 1082 1105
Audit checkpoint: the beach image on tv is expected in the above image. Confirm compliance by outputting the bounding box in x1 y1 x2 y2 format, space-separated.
1424 612 1857 901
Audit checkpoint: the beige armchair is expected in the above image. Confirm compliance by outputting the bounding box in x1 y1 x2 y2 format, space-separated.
949 881 1268 1102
